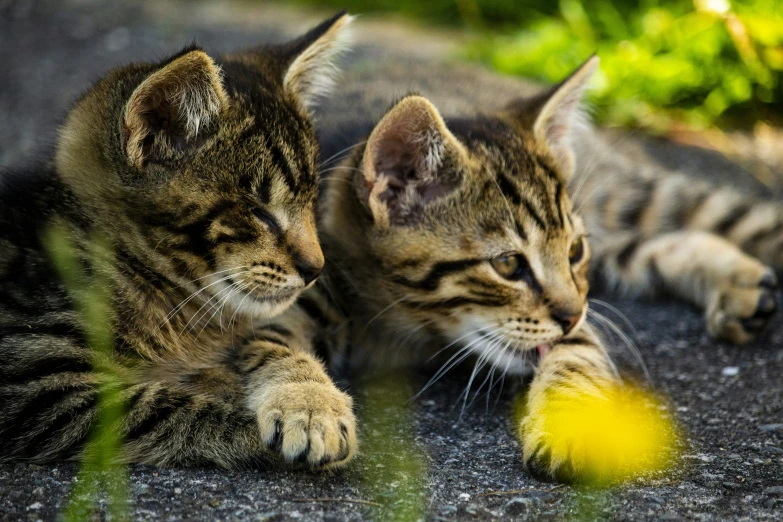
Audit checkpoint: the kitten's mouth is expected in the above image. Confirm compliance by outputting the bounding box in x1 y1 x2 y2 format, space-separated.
536 344 552 359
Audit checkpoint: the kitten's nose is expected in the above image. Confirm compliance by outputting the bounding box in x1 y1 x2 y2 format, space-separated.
295 258 323 286
552 308 581 335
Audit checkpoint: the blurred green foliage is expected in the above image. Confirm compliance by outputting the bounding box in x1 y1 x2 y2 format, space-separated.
46 223 129 522
302 0 783 131
358 375 429 522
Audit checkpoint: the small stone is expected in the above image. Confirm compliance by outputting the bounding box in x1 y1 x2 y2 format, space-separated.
722 482 741 490
722 366 739 376
209 499 221 508
766 499 778 509
527 491 555 502
31 487 44 497
658 514 684 521
465 504 478 515
504 497 531 516
648 495 665 505
174 487 182 495
458 493 471 501
764 486 783 496
26 502 42 511
439 504 457 515
726 454 742 461
760 424 783 433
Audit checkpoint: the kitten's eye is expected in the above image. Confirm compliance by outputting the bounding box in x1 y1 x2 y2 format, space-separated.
251 207 281 234
490 254 530 281
569 237 585 264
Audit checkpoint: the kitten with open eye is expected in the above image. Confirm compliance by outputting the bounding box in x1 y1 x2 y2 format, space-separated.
256 54 780 482
0 12 358 469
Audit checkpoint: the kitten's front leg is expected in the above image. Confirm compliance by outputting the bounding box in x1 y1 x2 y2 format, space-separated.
240 332 357 468
519 326 620 482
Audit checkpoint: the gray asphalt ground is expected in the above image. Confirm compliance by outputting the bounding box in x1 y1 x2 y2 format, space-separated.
1 1 782 520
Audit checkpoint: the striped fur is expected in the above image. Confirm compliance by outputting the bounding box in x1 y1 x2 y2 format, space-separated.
0 12 356 469
262 56 780 482
575 140 780 344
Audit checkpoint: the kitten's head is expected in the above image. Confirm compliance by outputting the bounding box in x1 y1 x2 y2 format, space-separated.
56 12 352 317
325 57 597 372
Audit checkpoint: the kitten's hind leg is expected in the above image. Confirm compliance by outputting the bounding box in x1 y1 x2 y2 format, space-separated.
597 230 779 343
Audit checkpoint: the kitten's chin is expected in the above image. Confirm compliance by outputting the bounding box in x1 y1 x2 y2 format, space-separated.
219 283 300 320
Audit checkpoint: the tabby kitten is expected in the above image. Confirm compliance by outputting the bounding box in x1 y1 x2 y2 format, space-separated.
0 13 358 468
258 56 781 482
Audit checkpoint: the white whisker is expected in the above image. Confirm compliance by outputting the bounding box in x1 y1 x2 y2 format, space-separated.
412 327 504 401
319 139 368 169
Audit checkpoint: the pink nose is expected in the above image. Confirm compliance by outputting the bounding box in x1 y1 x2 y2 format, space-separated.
552 309 581 335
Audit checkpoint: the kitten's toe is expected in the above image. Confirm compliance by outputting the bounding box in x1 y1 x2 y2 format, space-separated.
707 268 779 344
524 444 579 484
256 382 357 468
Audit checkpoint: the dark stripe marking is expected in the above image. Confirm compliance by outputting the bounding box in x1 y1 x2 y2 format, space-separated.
616 238 641 269
392 258 483 291
713 203 751 235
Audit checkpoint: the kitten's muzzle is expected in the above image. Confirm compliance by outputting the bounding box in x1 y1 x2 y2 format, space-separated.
296 258 323 286
552 308 581 335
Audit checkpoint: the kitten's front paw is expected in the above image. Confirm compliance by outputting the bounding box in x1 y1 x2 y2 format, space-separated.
522 420 580 484
519 385 677 484
707 266 778 344
256 382 357 468
521 412 580 483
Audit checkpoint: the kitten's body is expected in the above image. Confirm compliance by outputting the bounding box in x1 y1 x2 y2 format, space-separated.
0 13 358 468
316 57 781 347
262 55 780 481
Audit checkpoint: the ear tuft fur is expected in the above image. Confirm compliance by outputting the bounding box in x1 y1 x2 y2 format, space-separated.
361 95 465 227
504 55 598 181
532 56 598 179
123 49 228 169
282 11 354 111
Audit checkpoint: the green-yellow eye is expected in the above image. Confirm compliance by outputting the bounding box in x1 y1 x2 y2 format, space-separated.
491 254 529 281
569 237 585 264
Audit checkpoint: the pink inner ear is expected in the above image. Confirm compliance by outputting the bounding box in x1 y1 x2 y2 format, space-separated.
364 96 463 223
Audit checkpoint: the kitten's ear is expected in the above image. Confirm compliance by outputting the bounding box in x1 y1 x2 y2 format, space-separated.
361 95 466 228
507 55 598 180
123 47 228 169
278 11 353 111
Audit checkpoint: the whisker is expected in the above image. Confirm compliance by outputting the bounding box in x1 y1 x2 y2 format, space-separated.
483 340 513 413
424 326 494 364
182 280 238 335
196 282 247 339
412 327 504 401
361 294 415 333
586 312 642 382
163 269 248 324
218 282 250 332
466 338 510 413
588 298 641 339
458 334 505 417
183 266 249 286
491 341 516 412
230 283 260 335
318 165 366 177
318 139 368 169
